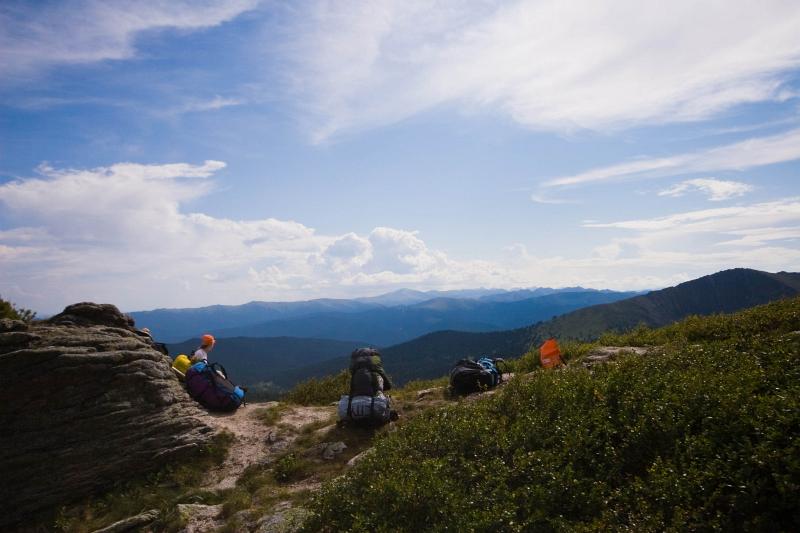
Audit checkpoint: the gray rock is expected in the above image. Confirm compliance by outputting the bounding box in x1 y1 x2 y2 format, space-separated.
0 318 27 333
346 448 374 467
582 346 652 368
255 503 311 533
0 302 215 528
91 509 159 533
319 441 347 460
416 387 445 401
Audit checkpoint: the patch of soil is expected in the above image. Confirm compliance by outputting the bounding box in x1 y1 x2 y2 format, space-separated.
199 403 335 490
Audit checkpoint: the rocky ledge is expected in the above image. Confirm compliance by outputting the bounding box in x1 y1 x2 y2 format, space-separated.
0 303 215 527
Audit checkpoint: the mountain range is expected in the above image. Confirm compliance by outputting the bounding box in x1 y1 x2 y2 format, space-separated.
278 268 800 385
209 290 638 346
136 287 637 344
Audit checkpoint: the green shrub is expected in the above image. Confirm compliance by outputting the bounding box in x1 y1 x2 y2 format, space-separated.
254 404 288 426
273 453 310 484
0 295 36 322
302 298 800 532
283 370 350 406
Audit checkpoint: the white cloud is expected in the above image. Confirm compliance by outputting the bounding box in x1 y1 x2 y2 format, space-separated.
545 128 800 187
584 198 800 232
0 0 260 81
0 161 504 312
283 0 800 141
580 199 800 272
658 178 754 201
166 96 245 116
1 160 798 314
530 193 578 205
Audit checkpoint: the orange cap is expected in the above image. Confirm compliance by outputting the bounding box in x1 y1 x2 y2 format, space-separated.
201 334 216 346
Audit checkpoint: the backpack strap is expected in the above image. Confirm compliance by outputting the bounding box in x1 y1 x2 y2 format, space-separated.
346 369 356 419
209 362 228 379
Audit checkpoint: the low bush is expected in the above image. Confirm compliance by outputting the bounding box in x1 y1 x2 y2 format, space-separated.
282 370 350 406
0 295 36 322
302 297 800 532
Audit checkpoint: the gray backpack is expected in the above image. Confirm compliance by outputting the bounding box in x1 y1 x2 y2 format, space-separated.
337 394 391 424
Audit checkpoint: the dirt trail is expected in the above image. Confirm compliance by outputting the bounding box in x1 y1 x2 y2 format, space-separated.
202 402 334 490
180 402 335 533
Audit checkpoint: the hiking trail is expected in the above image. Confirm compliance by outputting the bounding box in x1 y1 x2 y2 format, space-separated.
181 401 335 532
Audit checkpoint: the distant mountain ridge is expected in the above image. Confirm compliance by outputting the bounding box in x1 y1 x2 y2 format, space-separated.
131 287 634 343
211 290 638 346
287 269 800 385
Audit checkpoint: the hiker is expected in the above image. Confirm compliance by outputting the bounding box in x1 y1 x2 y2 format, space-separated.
338 347 397 424
192 334 215 363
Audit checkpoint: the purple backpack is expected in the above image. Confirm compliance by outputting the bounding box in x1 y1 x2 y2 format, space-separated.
185 361 245 412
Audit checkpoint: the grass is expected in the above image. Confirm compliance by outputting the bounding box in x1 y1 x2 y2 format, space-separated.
282 370 350 406
46 431 235 533
254 403 289 426
300 297 800 532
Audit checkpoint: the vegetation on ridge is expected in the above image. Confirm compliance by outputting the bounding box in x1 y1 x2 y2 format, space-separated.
302 297 800 532
0 295 36 322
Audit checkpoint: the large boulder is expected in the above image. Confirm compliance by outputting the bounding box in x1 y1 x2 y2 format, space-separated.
0 303 215 527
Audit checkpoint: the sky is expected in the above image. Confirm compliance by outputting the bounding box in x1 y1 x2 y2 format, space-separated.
1 0 800 314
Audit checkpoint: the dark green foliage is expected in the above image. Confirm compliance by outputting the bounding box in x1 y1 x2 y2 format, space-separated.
282 369 350 406
0 295 36 322
272 454 310 483
302 297 800 532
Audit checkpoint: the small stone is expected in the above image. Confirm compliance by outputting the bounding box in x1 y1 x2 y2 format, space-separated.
177 503 222 522
320 441 347 460
91 509 159 533
416 387 445 401
346 448 374 467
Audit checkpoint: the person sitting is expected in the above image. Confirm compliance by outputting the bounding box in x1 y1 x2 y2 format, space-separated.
192 334 215 363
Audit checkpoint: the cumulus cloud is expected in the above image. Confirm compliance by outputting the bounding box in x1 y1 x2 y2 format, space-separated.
658 178 754 201
1 160 798 313
0 161 504 312
545 128 800 187
283 0 800 140
0 0 260 81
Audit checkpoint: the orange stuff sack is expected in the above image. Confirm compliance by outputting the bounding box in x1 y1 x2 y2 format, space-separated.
539 338 563 369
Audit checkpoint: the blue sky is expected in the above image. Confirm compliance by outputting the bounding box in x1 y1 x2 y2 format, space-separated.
1 1 800 313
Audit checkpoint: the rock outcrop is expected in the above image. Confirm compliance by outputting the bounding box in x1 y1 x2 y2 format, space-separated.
0 303 215 527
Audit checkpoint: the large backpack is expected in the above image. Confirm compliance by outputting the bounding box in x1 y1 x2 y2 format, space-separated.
338 362 391 426
185 361 245 412
337 394 391 426
449 356 505 395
